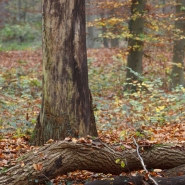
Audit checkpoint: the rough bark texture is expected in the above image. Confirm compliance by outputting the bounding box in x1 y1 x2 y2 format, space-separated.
170 0 185 89
1 141 185 185
125 0 146 91
164 163 185 177
85 175 185 185
32 0 97 146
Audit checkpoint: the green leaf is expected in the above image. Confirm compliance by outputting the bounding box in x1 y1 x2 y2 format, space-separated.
121 161 125 168
115 159 120 164
121 146 125 150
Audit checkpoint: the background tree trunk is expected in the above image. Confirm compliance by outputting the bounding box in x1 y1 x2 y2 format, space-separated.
110 8 119 48
125 0 146 91
111 38 119 48
31 0 97 146
100 10 109 48
1 141 185 185
86 0 101 48
17 0 21 22
170 0 185 89
0 0 5 28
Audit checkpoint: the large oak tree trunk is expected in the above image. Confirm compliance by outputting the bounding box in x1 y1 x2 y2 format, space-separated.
31 0 97 146
1 141 185 185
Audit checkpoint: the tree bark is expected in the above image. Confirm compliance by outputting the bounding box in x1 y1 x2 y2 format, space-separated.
85 175 185 185
31 0 97 146
125 0 146 92
111 38 119 48
110 7 119 48
100 10 109 48
0 0 5 28
170 0 185 89
1 141 185 185
86 0 101 48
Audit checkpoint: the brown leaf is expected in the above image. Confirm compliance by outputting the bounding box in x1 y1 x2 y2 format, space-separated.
33 163 43 171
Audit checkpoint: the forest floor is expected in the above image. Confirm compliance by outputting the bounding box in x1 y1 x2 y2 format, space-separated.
0 48 185 184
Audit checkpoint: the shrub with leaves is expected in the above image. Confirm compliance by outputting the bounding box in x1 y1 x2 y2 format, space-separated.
0 24 41 43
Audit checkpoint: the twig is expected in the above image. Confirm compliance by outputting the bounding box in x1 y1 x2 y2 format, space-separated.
133 137 159 185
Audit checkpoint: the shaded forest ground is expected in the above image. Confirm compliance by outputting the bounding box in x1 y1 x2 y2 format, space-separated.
0 48 185 184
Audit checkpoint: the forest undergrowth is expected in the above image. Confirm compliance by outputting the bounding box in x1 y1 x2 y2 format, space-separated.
0 48 185 184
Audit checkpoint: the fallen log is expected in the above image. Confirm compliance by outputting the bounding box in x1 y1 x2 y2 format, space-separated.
85 175 185 185
1 140 185 185
164 163 185 177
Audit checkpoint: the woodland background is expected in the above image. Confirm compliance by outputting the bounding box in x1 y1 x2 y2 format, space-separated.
0 0 185 184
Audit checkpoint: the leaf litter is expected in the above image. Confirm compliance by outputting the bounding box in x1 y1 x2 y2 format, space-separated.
0 48 185 184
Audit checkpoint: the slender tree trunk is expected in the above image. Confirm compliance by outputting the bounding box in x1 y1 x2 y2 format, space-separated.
111 38 119 47
170 0 185 89
86 14 96 48
22 0 27 22
110 8 119 48
100 11 109 48
102 24 109 48
86 0 101 48
86 0 95 48
125 0 146 92
0 0 5 28
17 0 22 22
31 0 97 146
